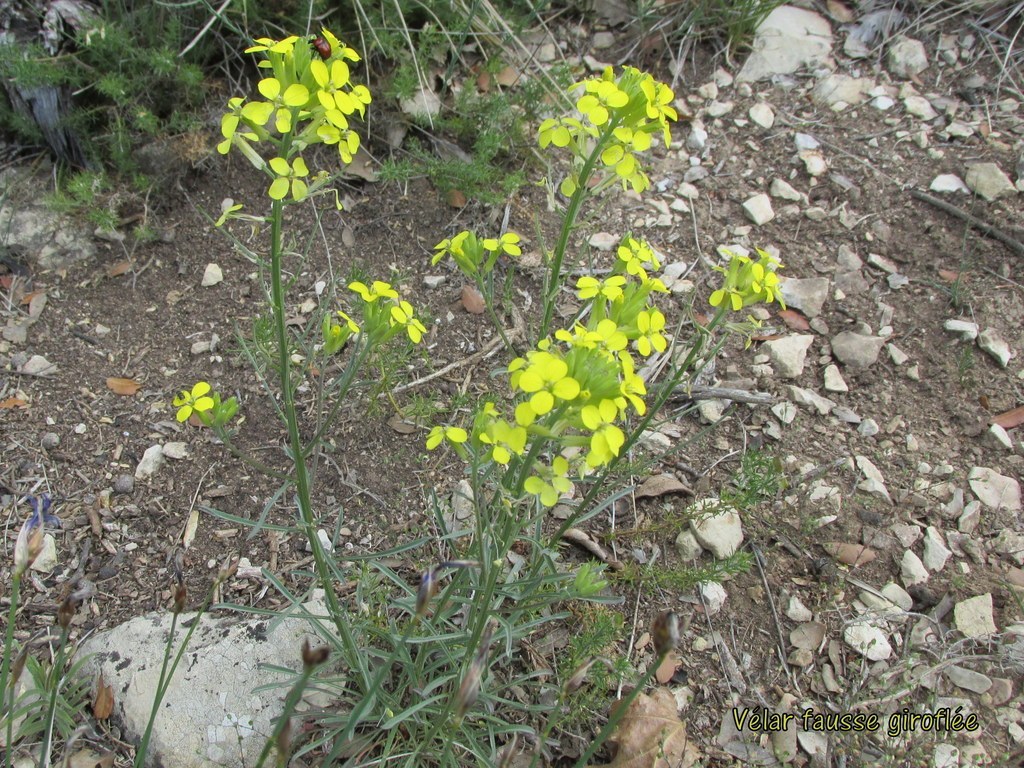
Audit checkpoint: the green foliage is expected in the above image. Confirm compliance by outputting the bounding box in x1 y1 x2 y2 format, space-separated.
9 649 92 748
722 448 785 508
632 0 785 54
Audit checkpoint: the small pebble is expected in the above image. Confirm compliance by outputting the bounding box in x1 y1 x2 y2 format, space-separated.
41 432 61 450
113 474 135 495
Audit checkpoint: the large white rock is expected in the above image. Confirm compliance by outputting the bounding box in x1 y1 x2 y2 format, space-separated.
689 498 744 558
79 594 335 768
978 328 1014 368
831 331 885 370
778 277 829 318
965 163 1016 201
765 334 814 378
887 37 929 78
742 193 775 225
954 594 997 638
923 527 952 572
812 74 873 107
968 467 1021 512
135 445 165 480
845 622 892 660
737 6 834 83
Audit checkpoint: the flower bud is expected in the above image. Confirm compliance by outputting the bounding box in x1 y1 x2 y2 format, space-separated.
276 717 292 761
415 568 439 618
172 582 187 615
58 595 77 631
301 639 329 669
651 610 679 656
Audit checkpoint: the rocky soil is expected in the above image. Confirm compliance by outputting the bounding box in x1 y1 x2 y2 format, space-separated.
2 3 1024 767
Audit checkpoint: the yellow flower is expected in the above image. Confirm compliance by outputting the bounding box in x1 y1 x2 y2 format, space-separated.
268 156 309 201
576 274 626 301
577 77 629 127
426 425 468 450
173 381 215 422
635 309 667 356
524 456 573 507
217 97 258 155
389 300 427 343
245 36 301 55
349 280 399 302
482 232 522 256
513 351 581 420
252 77 310 134
581 399 625 467
479 419 527 464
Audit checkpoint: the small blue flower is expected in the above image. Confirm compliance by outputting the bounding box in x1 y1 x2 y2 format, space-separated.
27 494 62 530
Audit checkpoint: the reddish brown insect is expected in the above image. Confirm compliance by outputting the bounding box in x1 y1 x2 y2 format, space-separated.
311 36 331 60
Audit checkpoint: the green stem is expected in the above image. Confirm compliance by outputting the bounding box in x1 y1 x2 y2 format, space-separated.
572 651 667 768
253 666 316 768
539 122 620 340
135 611 180 767
478 273 515 355
38 622 72 768
2 573 21 767
266 198 369 697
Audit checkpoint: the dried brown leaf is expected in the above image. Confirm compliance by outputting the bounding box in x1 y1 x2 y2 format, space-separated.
387 415 418 434
599 688 701 768
93 673 114 720
777 309 811 331
790 621 826 651
106 260 132 278
823 541 876 566
992 405 1024 430
0 396 28 409
461 284 486 314
938 268 967 284
635 474 689 499
342 146 378 182
447 189 468 208
106 377 141 396
654 651 679 685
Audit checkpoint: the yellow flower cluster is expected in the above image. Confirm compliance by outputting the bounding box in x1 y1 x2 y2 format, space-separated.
428 235 670 508
709 248 785 311
432 230 522 279
539 67 677 196
217 30 371 204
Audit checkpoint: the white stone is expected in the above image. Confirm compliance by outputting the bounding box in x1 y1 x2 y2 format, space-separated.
736 6 834 83
786 595 813 623
845 622 892 660
822 364 847 392
769 178 802 201
765 335 814 378
135 445 165 480
675 529 703 560
588 232 618 251
930 174 969 194
978 327 1013 368
904 95 938 120
986 424 1013 451
887 344 909 365
20 355 57 376
687 123 708 152
887 37 929 78
858 418 879 436
778 277 829 318
831 331 885 370
706 100 734 118
697 398 726 424
748 102 775 128
699 581 727 614
968 467 1021 512
923 527 952 572
992 530 1024 565
689 498 744 559
161 442 190 460
799 150 828 177
965 162 1017 201
786 385 836 415
945 666 992 694
638 430 672 452
697 81 719 99
794 133 820 151
944 319 978 340
201 263 223 287
902 550 930 587
954 594 997 638
881 583 913 611
871 95 896 110
812 74 873 107
80 593 334 768
423 275 446 288
742 193 775 225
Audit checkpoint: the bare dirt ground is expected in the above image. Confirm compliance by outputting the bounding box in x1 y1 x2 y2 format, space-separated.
2 8 1024 768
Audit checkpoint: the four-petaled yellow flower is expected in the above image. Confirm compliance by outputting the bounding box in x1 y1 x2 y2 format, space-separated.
426 425 468 450
349 280 398 302
635 309 667 356
576 274 626 301
577 77 629 126
390 300 427 343
524 456 573 507
250 78 310 134
482 232 522 256
268 156 309 201
581 399 626 467
173 382 215 422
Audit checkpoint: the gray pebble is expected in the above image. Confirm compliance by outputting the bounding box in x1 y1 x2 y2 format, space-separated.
41 432 61 450
113 474 135 495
